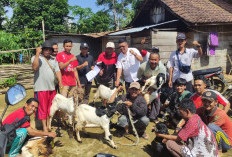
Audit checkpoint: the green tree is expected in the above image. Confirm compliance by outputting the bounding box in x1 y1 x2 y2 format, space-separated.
96 0 135 30
9 0 69 32
70 6 113 33
0 0 13 30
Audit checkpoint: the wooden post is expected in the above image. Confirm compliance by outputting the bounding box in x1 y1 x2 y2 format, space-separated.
42 20 45 41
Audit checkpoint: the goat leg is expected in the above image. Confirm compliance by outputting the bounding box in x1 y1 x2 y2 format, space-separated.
102 125 117 149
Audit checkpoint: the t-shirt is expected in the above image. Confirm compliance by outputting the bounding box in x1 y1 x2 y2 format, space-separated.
178 114 218 157
76 53 94 84
116 48 141 82
3 107 30 129
169 48 199 82
96 52 117 82
137 61 166 80
140 50 150 63
197 107 232 145
56 51 79 86
191 89 228 109
31 55 60 92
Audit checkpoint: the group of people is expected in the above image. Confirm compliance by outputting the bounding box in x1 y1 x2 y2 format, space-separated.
2 32 232 157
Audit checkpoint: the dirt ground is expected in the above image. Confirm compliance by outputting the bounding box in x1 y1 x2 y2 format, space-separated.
1 81 232 157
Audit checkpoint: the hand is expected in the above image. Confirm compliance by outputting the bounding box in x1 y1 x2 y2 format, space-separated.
192 41 201 47
117 85 123 92
168 81 172 88
59 82 63 88
123 101 132 107
141 38 146 44
115 80 120 87
36 47 42 56
129 49 136 56
69 56 77 63
99 69 104 76
77 83 82 89
47 132 57 138
82 61 88 67
162 139 168 143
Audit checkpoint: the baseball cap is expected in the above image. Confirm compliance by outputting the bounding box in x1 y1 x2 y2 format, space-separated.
80 43 89 49
106 42 115 48
201 91 217 102
152 46 159 52
129 82 140 89
176 33 186 40
41 41 53 51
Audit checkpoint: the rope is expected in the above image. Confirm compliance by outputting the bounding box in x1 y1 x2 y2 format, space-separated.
0 48 36 54
115 100 139 146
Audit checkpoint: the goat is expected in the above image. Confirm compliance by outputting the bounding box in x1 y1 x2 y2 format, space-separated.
92 84 118 104
21 137 53 157
74 104 117 149
141 73 166 104
151 122 171 157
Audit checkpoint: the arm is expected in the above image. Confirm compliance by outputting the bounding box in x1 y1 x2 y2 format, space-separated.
137 66 144 80
55 71 63 88
58 56 77 70
74 68 81 88
193 41 203 56
168 67 174 88
115 68 122 87
156 133 182 142
27 127 56 137
76 61 88 70
108 86 123 103
223 102 230 113
130 49 143 62
32 47 42 71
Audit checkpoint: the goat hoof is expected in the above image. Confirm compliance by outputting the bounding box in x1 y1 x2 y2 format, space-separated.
78 140 82 143
113 145 118 149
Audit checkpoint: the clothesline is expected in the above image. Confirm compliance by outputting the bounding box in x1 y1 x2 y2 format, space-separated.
0 48 36 54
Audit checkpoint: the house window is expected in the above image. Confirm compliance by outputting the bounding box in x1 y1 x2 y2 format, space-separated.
151 6 165 24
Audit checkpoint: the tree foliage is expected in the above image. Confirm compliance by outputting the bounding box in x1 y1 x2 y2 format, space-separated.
70 6 113 33
9 0 69 32
96 0 136 30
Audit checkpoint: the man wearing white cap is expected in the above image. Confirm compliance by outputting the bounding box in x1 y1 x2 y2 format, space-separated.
96 42 118 106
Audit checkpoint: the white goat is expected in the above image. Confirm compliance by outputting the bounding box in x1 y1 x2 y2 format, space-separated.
93 84 117 103
74 104 117 149
49 94 78 130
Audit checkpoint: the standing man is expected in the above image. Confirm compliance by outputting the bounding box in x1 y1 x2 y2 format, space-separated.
168 33 203 92
115 39 143 91
76 42 94 104
3 98 56 157
96 42 118 106
32 41 62 132
51 43 59 93
191 76 230 112
197 91 232 154
56 39 81 97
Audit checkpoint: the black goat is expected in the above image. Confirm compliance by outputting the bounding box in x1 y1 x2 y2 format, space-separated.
151 122 172 157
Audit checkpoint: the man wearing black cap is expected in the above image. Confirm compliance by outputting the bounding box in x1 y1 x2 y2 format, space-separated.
76 42 94 104
168 33 203 92
197 90 232 153
32 41 62 132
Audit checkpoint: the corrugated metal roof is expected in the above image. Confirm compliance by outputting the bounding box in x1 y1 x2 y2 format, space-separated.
109 20 178 36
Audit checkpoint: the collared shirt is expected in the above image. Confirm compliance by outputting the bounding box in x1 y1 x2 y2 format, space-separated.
191 89 228 109
169 48 199 82
116 48 141 82
97 52 117 82
31 55 60 91
76 52 94 84
137 61 166 80
56 51 79 86
197 106 232 145
178 114 218 157
3 107 30 129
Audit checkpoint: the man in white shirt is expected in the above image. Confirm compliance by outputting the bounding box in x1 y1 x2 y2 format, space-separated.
168 33 203 92
115 39 143 91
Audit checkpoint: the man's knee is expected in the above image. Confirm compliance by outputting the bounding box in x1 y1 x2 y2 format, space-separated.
16 128 28 139
117 115 128 127
139 116 150 126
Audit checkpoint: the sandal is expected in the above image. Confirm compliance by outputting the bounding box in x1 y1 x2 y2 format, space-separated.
142 133 149 140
